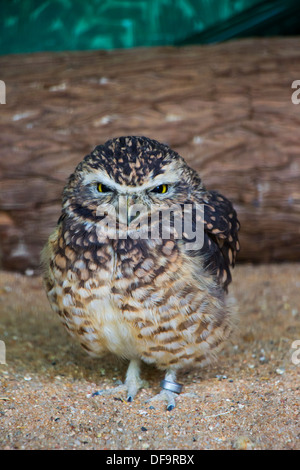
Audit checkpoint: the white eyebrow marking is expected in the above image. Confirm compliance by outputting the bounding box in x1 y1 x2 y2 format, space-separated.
81 167 181 194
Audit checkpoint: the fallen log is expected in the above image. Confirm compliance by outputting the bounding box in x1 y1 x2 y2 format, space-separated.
0 37 300 271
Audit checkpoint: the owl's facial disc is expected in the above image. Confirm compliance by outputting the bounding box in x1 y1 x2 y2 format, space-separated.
81 168 185 227
81 167 180 196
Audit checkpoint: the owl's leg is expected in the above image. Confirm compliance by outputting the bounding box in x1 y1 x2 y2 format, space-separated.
147 369 183 411
124 358 148 402
92 359 147 402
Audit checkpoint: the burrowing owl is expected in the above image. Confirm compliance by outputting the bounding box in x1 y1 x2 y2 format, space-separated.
42 136 240 410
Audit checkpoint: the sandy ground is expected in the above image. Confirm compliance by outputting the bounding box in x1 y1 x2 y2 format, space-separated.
0 263 299 450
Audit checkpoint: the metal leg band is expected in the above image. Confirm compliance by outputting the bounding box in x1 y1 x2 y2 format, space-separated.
160 379 183 394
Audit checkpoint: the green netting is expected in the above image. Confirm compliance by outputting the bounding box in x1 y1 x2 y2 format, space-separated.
0 0 299 55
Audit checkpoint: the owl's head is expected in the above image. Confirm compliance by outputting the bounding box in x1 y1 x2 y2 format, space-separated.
62 136 204 225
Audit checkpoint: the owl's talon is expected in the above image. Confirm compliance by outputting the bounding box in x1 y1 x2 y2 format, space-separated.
146 389 178 411
91 359 146 403
92 383 143 402
91 383 128 399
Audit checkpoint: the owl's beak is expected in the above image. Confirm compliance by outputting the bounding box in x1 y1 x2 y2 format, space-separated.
127 195 142 225
117 195 140 226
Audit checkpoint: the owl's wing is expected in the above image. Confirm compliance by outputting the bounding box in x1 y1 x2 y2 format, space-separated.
200 190 240 292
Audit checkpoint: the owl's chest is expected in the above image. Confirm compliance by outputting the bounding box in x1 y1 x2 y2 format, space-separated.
49 234 184 358
52 239 163 356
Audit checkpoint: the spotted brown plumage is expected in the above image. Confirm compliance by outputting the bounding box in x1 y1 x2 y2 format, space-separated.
42 135 240 410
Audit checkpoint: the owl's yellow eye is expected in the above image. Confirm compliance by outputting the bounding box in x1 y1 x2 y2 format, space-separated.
97 183 111 193
151 184 168 194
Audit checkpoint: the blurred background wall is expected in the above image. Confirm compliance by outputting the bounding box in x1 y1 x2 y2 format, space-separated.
0 0 300 272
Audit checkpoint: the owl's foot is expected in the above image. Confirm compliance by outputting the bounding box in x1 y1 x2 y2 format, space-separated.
92 382 127 400
146 370 183 411
92 359 147 402
147 389 179 411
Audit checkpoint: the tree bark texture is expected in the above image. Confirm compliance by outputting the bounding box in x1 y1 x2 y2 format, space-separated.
0 37 300 271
